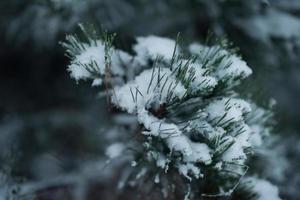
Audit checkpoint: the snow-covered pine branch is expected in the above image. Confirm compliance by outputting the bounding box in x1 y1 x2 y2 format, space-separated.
63 26 281 200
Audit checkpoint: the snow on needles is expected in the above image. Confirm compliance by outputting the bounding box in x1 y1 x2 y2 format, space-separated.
111 66 213 172
205 98 253 163
65 34 277 194
246 177 282 200
112 67 186 114
67 40 132 85
189 43 252 83
133 35 179 60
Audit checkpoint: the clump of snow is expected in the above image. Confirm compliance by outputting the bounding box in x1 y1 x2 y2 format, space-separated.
91 78 102 87
68 41 105 81
222 137 248 163
206 98 251 125
154 174 160 183
204 98 254 163
217 55 252 80
184 142 212 164
156 154 168 169
189 43 252 83
138 109 195 159
178 163 202 180
175 60 218 93
189 43 205 55
131 161 137 167
166 135 193 156
138 109 180 137
133 36 179 61
68 40 132 84
105 143 125 159
247 177 281 200
112 67 186 113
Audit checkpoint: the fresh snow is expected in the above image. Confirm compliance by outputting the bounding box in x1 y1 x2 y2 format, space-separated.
217 55 252 80
174 60 217 93
112 67 186 113
206 98 252 125
247 177 281 200
133 36 179 61
178 163 202 180
68 40 132 84
65 34 280 198
184 142 212 164
189 43 252 82
205 98 253 163
112 64 214 168
105 143 125 159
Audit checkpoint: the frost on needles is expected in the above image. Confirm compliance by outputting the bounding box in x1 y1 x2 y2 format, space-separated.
63 26 281 200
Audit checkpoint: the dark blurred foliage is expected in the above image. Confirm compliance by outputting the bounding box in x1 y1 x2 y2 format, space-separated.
1 0 300 199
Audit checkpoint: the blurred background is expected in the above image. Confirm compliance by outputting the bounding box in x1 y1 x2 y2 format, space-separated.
0 0 300 199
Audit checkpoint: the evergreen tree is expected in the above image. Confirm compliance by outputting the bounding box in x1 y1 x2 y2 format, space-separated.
2 1 300 199
62 25 281 200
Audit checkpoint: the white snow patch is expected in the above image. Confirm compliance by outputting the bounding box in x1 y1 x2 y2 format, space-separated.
105 143 125 159
175 60 217 93
134 36 179 61
189 43 252 82
156 154 168 169
206 98 251 125
154 174 160 183
184 142 212 164
247 177 281 200
167 135 193 157
68 40 132 84
138 108 181 137
222 137 247 163
178 163 202 180
217 55 252 80
112 67 186 113
249 125 263 147
222 123 252 163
